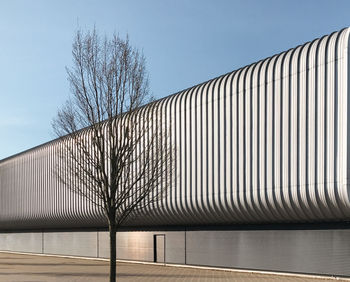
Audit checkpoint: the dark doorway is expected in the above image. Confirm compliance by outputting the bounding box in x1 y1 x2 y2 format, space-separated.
154 234 165 263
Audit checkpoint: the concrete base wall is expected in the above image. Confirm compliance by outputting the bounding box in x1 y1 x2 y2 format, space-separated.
0 229 349 277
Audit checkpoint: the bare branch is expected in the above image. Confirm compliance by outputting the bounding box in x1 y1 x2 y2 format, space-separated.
53 28 174 230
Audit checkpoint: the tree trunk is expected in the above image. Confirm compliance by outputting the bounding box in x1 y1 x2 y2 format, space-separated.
109 222 117 282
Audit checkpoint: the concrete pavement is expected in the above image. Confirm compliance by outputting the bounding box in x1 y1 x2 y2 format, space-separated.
0 252 348 282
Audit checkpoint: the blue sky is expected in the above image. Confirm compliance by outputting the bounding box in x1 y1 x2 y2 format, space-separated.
1 0 350 159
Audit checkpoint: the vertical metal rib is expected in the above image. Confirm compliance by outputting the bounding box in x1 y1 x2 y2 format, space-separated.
0 28 350 230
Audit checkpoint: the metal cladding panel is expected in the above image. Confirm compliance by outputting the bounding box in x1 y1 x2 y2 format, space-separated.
0 142 106 230
43 231 98 257
0 232 42 253
186 229 350 276
0 28 350 230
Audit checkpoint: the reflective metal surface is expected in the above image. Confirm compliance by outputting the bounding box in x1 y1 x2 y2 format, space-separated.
1 28 350 230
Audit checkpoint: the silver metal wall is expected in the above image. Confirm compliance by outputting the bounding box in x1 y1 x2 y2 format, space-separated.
0 142 106 230
0 229 349 276
1 28 350 230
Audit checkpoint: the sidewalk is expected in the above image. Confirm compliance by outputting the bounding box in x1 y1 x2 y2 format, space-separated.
0 252 347 282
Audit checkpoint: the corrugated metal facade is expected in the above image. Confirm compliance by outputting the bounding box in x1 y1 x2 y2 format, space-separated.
1 28 350 230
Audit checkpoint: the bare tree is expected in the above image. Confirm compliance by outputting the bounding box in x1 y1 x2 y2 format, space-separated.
52 28 173 282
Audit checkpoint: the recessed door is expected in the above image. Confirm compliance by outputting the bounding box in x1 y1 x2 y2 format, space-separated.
154 234 165 263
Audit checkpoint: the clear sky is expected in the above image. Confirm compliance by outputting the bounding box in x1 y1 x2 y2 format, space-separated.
1 0 350 160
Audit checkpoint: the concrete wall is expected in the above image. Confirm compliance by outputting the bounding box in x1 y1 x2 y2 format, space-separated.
0 229 349 277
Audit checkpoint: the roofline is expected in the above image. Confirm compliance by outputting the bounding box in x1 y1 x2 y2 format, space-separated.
1 26 349 164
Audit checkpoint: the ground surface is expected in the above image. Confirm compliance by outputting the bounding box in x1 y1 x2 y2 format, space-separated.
0 252 348 282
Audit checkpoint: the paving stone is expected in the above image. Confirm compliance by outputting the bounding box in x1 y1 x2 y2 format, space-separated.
0 252 347 282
